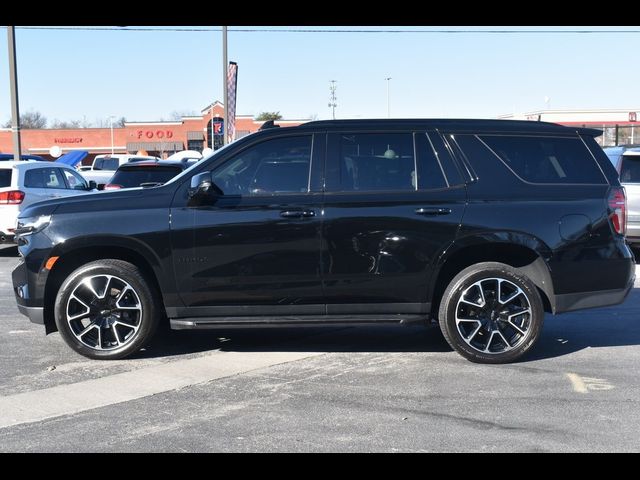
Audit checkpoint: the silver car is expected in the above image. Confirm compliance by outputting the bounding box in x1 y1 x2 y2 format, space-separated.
604 146 640 247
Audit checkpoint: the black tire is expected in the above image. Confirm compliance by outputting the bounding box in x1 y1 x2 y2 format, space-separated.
438 262 544 364
54 259 160 360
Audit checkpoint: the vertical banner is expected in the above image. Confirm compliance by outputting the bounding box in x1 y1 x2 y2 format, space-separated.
226 61 238 144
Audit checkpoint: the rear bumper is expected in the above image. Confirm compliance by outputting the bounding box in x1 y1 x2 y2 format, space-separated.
555 273 635 313
0 232 15 244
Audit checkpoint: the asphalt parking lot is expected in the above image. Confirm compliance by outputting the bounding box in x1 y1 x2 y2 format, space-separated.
0 245 639 452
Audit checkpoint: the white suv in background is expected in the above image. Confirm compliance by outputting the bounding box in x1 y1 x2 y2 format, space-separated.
0 161 95 245
604 146 640 248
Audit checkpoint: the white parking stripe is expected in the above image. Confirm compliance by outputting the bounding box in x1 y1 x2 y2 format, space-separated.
0 350 324 429
566 373 588 393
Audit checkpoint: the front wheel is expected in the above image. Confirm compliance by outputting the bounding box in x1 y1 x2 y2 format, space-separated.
438 262 544 364
54 259 160 360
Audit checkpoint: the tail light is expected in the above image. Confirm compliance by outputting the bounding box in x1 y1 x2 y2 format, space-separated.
608 187 627 236
0 190 25 204
104 184 122 190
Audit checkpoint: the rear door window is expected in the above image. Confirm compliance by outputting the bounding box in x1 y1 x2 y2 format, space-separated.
620 155 640 183
479 135 607 184
24 168 66 189
0 169 12 188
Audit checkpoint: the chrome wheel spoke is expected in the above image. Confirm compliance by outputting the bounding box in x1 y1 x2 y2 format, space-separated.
456 276 532 355
66 274 142 351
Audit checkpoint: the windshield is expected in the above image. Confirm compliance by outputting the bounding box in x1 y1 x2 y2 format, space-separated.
109 166 183 188
162 142 237 186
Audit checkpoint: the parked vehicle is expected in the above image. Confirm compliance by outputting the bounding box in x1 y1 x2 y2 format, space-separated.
0 153 46 162
104 159 198 190
604 146 640 247
80 154 160 185
12 119 635 363
0 161 95 245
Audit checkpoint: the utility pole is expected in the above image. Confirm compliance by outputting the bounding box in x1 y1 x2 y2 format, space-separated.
222 26 228 146
7 26 22 160
328 80 337 120
385 77 392 118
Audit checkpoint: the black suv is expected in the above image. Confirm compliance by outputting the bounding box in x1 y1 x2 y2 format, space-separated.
12 120 636 363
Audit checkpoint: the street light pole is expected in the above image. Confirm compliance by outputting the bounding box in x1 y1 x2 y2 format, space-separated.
109 115 115 154
385 77 392 118
7 26 22 160
222 26 228 146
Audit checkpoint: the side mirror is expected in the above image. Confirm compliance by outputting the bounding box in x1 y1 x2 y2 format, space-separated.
189 171 223 198
97 183 106 191
88 180 97 190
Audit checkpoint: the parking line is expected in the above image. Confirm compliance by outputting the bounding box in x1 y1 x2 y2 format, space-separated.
566 373 588 393
0 350 324 429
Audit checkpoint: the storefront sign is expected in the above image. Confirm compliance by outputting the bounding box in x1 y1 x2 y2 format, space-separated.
136 130 174 139
53 137 82 143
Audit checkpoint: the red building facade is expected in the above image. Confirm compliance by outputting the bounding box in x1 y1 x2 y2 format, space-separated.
0 102 308 163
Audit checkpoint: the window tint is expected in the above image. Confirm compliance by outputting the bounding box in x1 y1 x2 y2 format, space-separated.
620 155 640 183
94 158 119 170
212 136 312 195
62 169 88 190
0 169 12 188
414 133 447 189
334 133 415 191
427 133 464 186
110 166 183 188
480 135 606 184
24 168 66 189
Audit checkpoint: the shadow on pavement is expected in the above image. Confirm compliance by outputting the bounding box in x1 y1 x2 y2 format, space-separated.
134 287 640 363
135 323 452 359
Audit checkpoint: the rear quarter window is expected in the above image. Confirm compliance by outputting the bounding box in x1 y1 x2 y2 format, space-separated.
0 169 12 188
478 135 607 184
620 155 640 183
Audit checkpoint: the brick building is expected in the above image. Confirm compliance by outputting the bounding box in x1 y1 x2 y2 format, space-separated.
0 102 308 163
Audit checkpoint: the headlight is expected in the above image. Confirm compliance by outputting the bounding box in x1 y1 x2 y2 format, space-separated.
15 215 52 236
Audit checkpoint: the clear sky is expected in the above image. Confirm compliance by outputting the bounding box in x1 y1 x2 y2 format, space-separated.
1 26 638 125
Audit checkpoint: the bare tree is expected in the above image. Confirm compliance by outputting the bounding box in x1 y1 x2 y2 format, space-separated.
2 110 47 129
51 119 82 129
170 110 198 120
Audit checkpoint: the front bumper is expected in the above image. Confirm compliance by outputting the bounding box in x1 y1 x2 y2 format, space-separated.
17 305 44 324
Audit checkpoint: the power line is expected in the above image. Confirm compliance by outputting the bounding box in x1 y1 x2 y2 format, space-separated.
7 26 640 34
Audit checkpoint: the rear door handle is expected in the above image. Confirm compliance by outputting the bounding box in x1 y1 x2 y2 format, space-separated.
280 210 316 218
415 207 452 216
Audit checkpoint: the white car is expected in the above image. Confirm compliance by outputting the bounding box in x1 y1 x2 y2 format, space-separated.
0 161 95 245
81 154 160 185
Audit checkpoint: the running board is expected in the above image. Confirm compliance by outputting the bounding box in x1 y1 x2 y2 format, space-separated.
170 314 429 330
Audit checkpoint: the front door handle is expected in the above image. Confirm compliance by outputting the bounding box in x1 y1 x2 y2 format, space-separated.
280 210 316 218
415 207 452 216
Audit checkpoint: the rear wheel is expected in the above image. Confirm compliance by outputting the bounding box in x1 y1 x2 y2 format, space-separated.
438 262 544 364
54 259 160 360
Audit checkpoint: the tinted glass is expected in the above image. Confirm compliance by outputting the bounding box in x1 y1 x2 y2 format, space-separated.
109 166 183 188
212 136 312 195
62 169 88 190
334 133 415 191
480 135 607 184
414 133 447 189
427 133 464 186
0 169 12 188
620 155 640 183
94 158 119 170
24 168 66 189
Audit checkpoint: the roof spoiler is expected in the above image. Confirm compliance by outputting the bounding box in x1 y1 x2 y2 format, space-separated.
259 120 280 131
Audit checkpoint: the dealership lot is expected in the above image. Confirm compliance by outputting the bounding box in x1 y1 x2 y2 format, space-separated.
0 247 638 452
